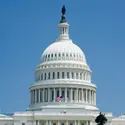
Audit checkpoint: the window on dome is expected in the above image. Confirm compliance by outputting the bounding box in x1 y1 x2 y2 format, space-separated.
63 27 64 34
67 72 69 79
73 91 75 100
80 73 82 79
61 123 64 125
51 54 53 57
52 90 54 101
62 53 65 57
52 72 55 79
41 73 43 80
62 72 64 78
59 53 61 57
57 72 60 79
57 90 59 97
22 123 25 125
76 73 78 79
48 54 50 57
55 54 57 57
66 53 68 57
44 73 46 80
71 72 73 79
40 90 42 102
70 53 72 57
48 72 50 79
53 123 56 125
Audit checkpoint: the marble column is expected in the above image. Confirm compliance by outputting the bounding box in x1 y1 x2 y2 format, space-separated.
78 121 80 125
39 89 41 103
54 88 56 102
38 121 40 125
86 121 88 125
76 88 78 102
46 121 48 125
30 91 32 104
82 89 84 102
70 88 72 102
89 90 91 104
59 88 62 96
58 121 60 125
94 91 96 105
65 87 67 102
42 89 44 102
35 89 37 103
66 121 68 125
33 120 36 125
48 88 50 102
74 121 77 125
49 121 52 125
86 89 88 103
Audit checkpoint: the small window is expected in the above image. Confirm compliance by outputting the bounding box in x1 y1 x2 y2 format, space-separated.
57 72 60 79
53 123 56 125
59 53 61 57
44 73 46 80
67 72 69 78
62 53 65 57
76 73 78 79
51 54 53 57
22 123 25 125
41 73 43 80
66 53 68 57
62 123 65 125
55 54 57 57
53 72 55 79
48 72 50 79
72 72 74 79
80 73 82 79
62 72 64 78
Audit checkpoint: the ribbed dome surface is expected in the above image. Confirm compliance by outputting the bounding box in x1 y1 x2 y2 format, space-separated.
41 39 86 63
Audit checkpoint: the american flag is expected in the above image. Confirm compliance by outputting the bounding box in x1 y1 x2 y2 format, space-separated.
56 96 63 102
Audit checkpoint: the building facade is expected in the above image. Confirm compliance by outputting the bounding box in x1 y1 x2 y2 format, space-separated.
0 6 125 125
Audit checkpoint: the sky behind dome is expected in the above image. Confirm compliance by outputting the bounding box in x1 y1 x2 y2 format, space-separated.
0 0 125 116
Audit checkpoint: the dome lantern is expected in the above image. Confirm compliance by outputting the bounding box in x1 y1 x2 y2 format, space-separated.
57 5 70 41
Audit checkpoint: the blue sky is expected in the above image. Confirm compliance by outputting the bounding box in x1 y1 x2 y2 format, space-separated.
0 0 125 116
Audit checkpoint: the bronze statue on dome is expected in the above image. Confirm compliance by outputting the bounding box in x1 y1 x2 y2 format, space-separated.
95 112 107 125
60 5 66 23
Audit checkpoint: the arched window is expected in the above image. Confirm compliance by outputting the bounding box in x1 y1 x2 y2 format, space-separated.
53 72 55 79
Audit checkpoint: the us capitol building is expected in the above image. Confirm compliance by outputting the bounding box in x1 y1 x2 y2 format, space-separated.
0 6 125 125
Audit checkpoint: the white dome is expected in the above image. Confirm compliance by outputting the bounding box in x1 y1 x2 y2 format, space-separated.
41 39 86 63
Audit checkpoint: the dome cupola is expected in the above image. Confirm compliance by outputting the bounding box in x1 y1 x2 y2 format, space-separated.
41 6 87 65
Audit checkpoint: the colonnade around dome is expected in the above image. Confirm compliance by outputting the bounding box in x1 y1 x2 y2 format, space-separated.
30 87 96 106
